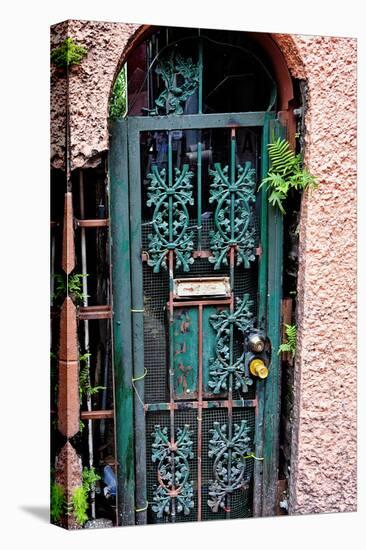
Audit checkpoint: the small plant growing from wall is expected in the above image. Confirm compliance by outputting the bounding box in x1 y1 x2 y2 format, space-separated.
51 37 87 68
278 324 297 358
79 353 106 401
259 137 317 214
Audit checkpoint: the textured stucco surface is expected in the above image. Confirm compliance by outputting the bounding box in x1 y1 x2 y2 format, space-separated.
283 35 357 514
51 20 139 169
50 21 357 514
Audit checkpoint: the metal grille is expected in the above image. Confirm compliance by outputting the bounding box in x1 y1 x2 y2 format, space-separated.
143 263 170 404
201 407 255 521
145 410 198 524
145 407 255 524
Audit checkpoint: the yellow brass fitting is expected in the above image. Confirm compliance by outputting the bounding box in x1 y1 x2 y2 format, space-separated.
249 358 268 379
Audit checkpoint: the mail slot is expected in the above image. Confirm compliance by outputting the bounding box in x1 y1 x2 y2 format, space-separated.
173 277 231 299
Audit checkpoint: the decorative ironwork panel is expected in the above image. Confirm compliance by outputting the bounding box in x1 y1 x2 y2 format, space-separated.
209 161 256 269
147 164 195 272
151 424 195 518
208 294 255 394
150 51 201 116
208 420 252 512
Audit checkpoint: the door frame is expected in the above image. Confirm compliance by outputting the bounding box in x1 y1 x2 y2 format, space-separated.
109 111 283 525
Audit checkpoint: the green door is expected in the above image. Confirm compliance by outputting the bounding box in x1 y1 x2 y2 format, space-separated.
109 35 284 526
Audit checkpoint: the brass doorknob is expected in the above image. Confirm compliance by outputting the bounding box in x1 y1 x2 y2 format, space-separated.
249 358 268 379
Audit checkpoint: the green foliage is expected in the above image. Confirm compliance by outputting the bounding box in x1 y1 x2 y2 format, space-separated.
82 466 101 492
278 323 297 357
50 483 65 522
52 273 89 304
51 37 87 68
71 486 88 526
259 137 317 214
79 353 106 401
109 65 127 119
69 467 101 526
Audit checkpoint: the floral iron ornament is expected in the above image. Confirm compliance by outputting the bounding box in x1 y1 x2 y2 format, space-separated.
151 424 194 519
209 161 257 269
209 294 255 394
147 164 195 272
208 420 252 512
150 51 201 115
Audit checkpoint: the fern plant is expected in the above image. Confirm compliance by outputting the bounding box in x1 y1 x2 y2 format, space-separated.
52 273 89 304
259 137 317 213
79 353 106 401
70 467 101 526
278 324 297 358
71 486 89 526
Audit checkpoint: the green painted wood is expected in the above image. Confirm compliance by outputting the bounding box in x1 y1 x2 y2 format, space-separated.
128 119 147 525
127 112 266 133
202 305 228 396
262 117 285 516
109 119 135 526
173 307 198 399
253 112 275 516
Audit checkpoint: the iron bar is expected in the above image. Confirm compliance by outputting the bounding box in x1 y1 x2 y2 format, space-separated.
197 136 202 249
80 410 114 420
168 249 176 521
197 304 203 521
144 399 257 412
79 170 96 519
128 112 266 134
76 219 109 228
79 305 112 320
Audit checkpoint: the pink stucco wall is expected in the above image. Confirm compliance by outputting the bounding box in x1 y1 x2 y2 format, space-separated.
277 34 357 514
50 21 357 514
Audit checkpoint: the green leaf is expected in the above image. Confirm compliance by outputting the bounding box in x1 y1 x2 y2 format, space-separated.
258 137 317 214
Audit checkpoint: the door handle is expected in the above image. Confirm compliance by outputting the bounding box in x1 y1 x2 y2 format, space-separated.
247 332 270 380
249 358 269 379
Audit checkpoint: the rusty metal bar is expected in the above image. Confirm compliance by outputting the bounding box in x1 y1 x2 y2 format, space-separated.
79 305 112 320
144 399 257 412
197 303 203 521
170 298 231 308
79 169 96 519
80 410 114 420
76 219 110 228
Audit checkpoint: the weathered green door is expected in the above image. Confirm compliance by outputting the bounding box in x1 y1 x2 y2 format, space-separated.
110 35 284 527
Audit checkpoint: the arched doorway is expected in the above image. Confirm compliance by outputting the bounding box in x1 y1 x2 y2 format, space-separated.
109 26 290 526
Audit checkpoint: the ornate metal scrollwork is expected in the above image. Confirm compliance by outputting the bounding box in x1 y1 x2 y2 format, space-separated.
150 51 201 116
147 164 195 272
208 420 252 513
209 162 257 269
208 294 255 394
151 424 195 519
